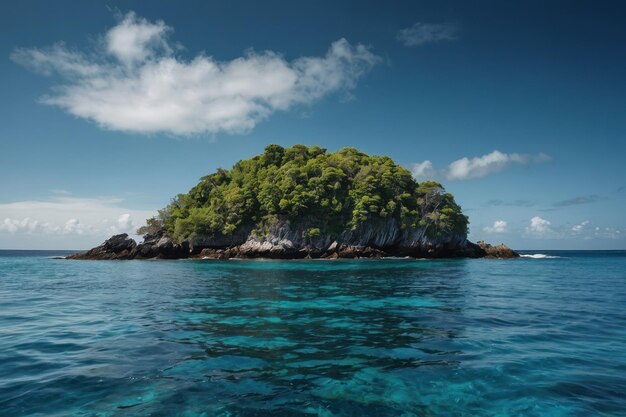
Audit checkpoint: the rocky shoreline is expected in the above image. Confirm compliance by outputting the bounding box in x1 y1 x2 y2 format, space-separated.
67 228 519 261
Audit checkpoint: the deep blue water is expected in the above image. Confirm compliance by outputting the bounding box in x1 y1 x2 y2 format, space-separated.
1 250 625 416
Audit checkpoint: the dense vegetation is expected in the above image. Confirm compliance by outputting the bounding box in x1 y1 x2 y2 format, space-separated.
140 145 468 243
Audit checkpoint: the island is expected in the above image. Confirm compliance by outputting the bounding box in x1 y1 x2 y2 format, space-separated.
69 145 518 260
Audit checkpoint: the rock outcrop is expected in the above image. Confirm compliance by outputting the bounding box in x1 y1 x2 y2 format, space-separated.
132 230 190 259
476 240 520 259
68 231 189 260
69 219 519 260
67 233 137 260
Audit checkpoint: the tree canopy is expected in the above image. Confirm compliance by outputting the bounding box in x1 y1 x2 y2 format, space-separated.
140 145 468 243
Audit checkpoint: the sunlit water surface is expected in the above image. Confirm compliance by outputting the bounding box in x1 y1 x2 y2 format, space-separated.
1 250 625 416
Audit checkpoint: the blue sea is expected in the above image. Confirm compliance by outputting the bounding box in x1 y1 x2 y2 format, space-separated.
1 250 625 416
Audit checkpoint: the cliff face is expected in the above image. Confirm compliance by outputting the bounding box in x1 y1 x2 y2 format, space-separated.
197 217 481 259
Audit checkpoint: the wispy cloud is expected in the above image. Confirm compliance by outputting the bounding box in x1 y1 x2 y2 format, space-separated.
593 226 622 239
396 22 458 47
410 150 549 181
484 199 535 207
12 12 381 136
553 195 601 207
50 189 71 195
572 220 589 232
446 151 550 181
483 220 507 233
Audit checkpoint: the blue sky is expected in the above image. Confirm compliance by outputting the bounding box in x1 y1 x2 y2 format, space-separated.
1 0 625 250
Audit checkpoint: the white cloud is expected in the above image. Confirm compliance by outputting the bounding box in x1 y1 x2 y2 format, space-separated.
1 218 45 234
447 151 509 180
106 12 171 65
12 12 381 136
572 220 589 232
113 213 135 234
63 218 81 234
445 150 550 181
413 151 550 181
528 216 551 234
396 22 458 47
483 220 507 233
410 160 435 179
0 196 155 249
12 43 102 77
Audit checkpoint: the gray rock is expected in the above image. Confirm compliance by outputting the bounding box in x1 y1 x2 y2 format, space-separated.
132 230 189 259
476 241 520 258
67 234 137 260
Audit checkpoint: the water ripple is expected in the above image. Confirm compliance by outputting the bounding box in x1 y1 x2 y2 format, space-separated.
1 251 625 416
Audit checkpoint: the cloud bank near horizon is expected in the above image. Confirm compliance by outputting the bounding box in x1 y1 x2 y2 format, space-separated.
12 12 381 136
0 196 155 249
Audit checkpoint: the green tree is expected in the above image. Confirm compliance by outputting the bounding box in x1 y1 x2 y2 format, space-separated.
141 145 468 243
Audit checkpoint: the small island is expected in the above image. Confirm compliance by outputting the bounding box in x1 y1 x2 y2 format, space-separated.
70 145 518 260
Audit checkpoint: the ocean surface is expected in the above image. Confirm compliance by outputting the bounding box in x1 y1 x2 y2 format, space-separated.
1 250 625 416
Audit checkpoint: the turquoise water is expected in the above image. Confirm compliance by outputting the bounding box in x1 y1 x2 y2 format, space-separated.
1 251 625 416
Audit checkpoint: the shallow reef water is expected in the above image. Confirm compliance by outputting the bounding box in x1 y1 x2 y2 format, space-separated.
1 250 625 416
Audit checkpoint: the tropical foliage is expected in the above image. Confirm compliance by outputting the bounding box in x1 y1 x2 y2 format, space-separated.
140 145 468 243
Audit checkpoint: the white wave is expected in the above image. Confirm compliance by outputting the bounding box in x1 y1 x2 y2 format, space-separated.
520 254 560 259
